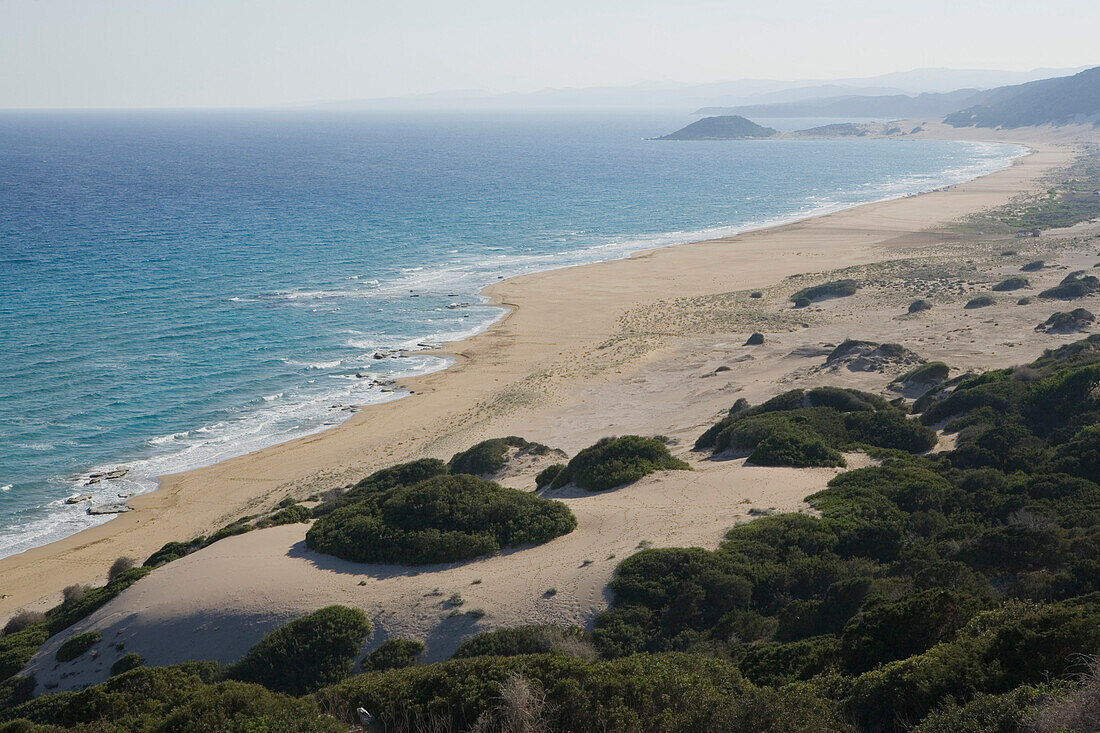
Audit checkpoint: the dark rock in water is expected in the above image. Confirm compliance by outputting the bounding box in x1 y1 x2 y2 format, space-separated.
908 299 933 313
65 494 93 504
745 332 765 345
87 503 131 515
1036 308 1095 334
824 339 924 373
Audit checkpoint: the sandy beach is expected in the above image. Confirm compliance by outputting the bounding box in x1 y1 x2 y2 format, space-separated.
4 124 1097 683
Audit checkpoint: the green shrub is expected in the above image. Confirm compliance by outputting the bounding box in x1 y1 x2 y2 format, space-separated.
549 436 690 491
6 665 340 731
844 410 938 453
306 474 577 564
806 387 887 412
1021 260 1044 272
448 436 548 476
338 458 449 506
897 361 950 385
0 624 49 680
109 652 144 676
908 299 933 313
535 463 565 488
43 567 150 636
266 504 311 526
748 427 846 468
965 295 995 309
1039 272 1100 300
790 279 859 303
55 631 100 663
992 276 1030 291
452 625 591 659
361 638 424 672
226 605 370 695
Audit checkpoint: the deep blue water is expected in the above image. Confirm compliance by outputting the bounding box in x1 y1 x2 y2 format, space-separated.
0 110 1022 557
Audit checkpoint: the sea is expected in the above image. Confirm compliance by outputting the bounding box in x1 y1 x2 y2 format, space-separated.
0 109 1024 559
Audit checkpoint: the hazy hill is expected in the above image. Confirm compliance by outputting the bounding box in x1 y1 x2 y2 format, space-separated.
314 67 1088 111
695 89 981 119
655 115 778 140
945 66 1100 128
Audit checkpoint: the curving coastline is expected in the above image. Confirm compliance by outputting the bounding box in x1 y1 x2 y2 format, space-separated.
0 123 1079 619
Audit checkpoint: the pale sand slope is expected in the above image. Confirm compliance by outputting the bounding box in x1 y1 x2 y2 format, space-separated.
27 204 1100 691
0 134 1075 619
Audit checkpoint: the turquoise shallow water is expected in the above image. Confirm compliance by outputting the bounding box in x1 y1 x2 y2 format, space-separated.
0 110 1023 557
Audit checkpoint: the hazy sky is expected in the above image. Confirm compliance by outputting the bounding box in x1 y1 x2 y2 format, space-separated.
2 0 1098 109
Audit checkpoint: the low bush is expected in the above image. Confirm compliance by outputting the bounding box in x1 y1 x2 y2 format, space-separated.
306 473 576 564
265 504 311 526
1022 260 1044 272
360 638 424 672
55 630 100 663
549 435 690 491
5 665 341 731
110 652 144 676
1040 271 1100 300
448 436 549 476
107 557 136 582
896 361 950 385
745 332 765 345
1 612 44 637
0 625 49 680
452 625 593 660
992 276 1030 291
965 295 995 309
908 299 933 313
748 427 846 468
535 463 565 489
790 279 859 304
226 605 370 695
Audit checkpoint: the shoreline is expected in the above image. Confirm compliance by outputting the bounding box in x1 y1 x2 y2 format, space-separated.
0 126 1078 618
0 139 1022 562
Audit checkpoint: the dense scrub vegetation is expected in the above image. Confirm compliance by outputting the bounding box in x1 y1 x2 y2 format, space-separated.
594 337 1100 730
992 276 1029 291
790 279 859 305
548 435 690 491
306 471 576 564
1040 271 1100 300
7 338 1100 730
694 387 936 466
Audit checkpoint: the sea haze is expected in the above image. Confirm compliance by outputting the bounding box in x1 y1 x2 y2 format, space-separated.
0 109 1023 558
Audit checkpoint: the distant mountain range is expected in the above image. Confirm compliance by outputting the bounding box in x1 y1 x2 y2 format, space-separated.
695 89 983 119
657 66 1100 139
315 67 1090 111
945 66 1100 128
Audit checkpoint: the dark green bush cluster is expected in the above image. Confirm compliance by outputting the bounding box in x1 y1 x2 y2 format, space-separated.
548 435 690 491
54 631 100 663
895 361 950 386
992 276 1030 291
360 638 424 672
109 652 144 676
965 294 995 309
1040 271 1100 300
2 665 341 731
448 436 550 476
589 338 1100 730
694 387 936 466
790 279 859 305
226 605 371 695
306 471 576 564
317 653 845 733
1022 260 1044 272
908 298 933 313
451 624 591 659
